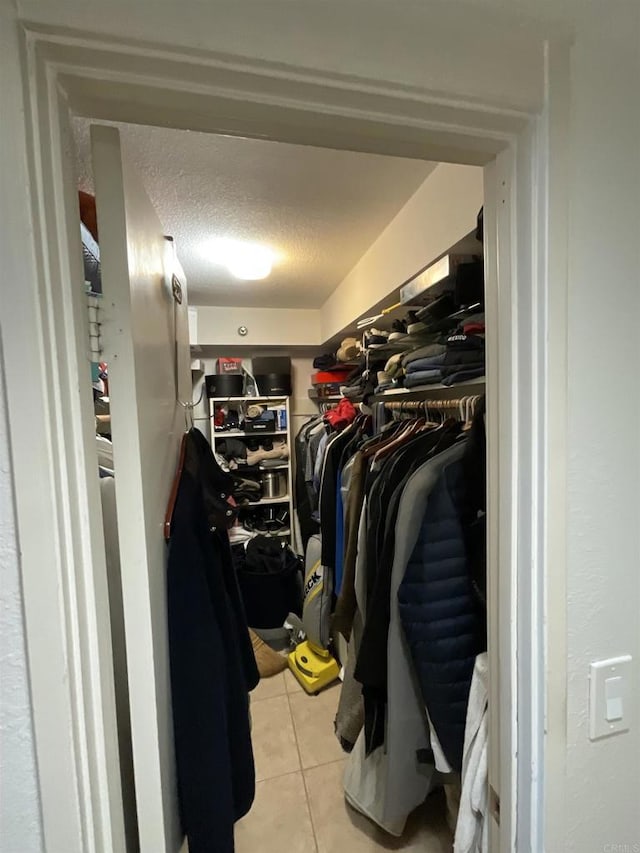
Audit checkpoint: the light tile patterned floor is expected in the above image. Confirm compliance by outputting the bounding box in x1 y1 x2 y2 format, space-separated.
235 672 453 852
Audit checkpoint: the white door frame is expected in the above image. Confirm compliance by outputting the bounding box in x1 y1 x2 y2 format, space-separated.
5 19 564 852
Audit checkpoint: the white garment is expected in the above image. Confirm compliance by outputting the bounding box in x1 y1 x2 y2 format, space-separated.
454 652 489 853
427 709 453 774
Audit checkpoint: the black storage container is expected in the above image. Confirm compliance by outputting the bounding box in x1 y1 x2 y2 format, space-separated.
253 356 292 397
244 411 277 432
205 373 244 398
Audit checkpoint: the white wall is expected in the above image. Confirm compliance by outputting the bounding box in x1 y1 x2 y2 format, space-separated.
559 25 640 853
193 306 321 347
0 340 43 853
16 0 545 114
321 163 483 341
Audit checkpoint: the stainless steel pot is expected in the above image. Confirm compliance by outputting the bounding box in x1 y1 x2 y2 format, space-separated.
261 470 287 498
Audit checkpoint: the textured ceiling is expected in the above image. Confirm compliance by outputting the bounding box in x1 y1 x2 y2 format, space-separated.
73 120 435 308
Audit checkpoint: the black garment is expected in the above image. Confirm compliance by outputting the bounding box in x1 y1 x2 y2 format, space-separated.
318 424 358 572
475 206 484 242
234 536 304 629
444 333 485 352
313 352 338 369
441 367 485 386
295 418 322 549
415 293 456 324
438 334 485 382
233 472 262 503
167 429 258 853
460 397 487 616
217 438 248 461
355 425 460 753
398 458 485 772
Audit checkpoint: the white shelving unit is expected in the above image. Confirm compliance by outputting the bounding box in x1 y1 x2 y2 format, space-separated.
209 395 294 542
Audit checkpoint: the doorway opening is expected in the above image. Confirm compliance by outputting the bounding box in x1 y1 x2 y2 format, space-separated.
17 26 547 853
76 116 488 852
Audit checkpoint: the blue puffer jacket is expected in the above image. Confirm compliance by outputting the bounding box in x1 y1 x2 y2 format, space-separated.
397 457 485 772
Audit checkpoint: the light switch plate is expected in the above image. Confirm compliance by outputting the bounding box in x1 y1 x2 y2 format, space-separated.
589 655 633 740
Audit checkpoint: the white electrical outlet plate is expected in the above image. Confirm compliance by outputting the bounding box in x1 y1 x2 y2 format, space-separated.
589 655 633 740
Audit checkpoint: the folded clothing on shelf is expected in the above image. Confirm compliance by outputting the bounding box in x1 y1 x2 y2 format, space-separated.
341 384 365 401
400 331 485 389
384 352 405 378
445 333 485 352
401 342 447 368
246 441 289 466
374 378 402 393
216 438 248 461
232 472 262 504
405 353 448 374
441 367 486 386
218 436 289 472
403 370 446 388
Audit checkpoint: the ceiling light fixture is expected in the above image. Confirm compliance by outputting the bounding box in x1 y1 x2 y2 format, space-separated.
203 238 276 280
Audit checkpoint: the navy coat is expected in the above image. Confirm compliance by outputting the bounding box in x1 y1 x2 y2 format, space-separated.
398 457 485 772
167 429 259 853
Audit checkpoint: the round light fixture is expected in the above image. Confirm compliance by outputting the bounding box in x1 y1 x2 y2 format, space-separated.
203 238 276 280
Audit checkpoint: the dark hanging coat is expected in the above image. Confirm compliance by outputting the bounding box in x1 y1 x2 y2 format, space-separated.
397 455 486 772
167 428 259 853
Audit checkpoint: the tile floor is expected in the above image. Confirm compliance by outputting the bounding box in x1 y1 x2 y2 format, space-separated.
235 670 453 852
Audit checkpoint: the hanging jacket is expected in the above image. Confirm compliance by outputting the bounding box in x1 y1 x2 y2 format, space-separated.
398 456 485 772
167 428 259 853
343 441 464 836
355 426 460 754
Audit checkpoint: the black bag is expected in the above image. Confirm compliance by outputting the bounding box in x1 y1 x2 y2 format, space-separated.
233 537 303 629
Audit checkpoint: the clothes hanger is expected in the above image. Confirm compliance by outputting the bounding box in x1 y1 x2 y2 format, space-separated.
164 394 202 541
372 411 424 462
420 400 441 430
164 430 188 541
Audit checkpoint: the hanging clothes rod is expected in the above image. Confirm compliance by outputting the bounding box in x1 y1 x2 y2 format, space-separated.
382 394 483 424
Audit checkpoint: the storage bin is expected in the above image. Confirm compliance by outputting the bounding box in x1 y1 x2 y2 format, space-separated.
205 373 244 397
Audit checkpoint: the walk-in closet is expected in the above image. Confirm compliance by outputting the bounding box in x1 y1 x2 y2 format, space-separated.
75 117 489 853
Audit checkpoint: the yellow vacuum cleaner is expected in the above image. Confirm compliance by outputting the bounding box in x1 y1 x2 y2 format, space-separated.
288 536 340 694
